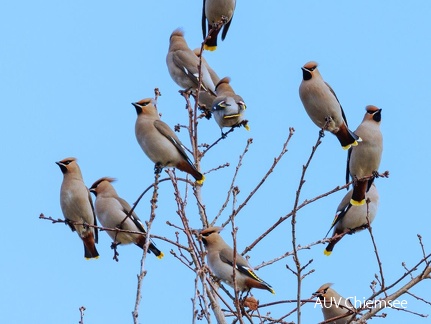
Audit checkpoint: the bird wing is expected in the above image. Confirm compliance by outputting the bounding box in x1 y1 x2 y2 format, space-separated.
172 51 215 94
219 248 264 282
153 120 195 167
201 0 207 39
325 81 349 126
221 14 233 41
325 203 352 238
172 51 200 86
86 187 98 243
116 197 146 234
346 147 352 187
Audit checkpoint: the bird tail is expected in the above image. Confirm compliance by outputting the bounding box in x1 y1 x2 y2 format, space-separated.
83 234 99 259
149 244 164 259
176 160 205 184
324 241 337 256
336 124 362 150
350 181 367 206
245 277 275 294
136 237 164 259
204 23 219 51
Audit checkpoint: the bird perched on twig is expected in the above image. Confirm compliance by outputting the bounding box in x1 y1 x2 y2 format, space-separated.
89 177 163 259
132 98 205 184
212 77 249 136
324 184 379 255
313 283 356 324
201 0 236 51
347 105 383 206
166 29 216 95
299 61 361 149
200 227 274 294
56 157 99 259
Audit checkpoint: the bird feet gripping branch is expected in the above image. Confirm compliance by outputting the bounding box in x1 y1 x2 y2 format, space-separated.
154 162 163 175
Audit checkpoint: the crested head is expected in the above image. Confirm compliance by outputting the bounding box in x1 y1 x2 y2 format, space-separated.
301 61 319 80
169 28 187 50
364 105 382 123
215 77 233 94
56 157 79 174
132 98 158 117
170 28 184 39
89 177 117 195
200 226 224 246
303 61 319 71
58 157 77 164
201 226 224 236
314 283 334 299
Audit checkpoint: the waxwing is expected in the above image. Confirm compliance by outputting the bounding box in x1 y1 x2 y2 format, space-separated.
132 98 205 184
324 184 379 255
347 105 383 206
299 61 361 149
200 227 274 294
313 283 356 324
56 157 99 259
166 29 216 94
202 0 236 51
89 177 163 259
212 77 249 135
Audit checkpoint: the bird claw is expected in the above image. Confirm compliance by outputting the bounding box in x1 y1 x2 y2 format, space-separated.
319 129 325 138
372 170 380 178
154 163 163 174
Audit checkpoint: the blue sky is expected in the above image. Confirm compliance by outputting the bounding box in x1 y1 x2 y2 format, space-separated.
2 1 431 323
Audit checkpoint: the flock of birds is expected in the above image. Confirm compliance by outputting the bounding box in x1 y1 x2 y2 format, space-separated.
54 1 384 322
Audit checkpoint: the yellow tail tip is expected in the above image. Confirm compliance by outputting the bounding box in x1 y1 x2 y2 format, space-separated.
342 144 352 150
324 249 332 256
244 124 250 131
204 45 216 51
85 256 100 260
196 175 206 185
270 289 276 295
350 198 365 206
157 252 164 260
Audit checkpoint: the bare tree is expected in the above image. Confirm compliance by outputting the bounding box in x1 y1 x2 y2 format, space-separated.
40 25 431 324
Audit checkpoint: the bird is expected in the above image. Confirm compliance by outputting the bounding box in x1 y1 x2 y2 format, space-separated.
212 77 249 135
202 0 236 51
132 98 205 184
192 48 220 113
324 184 379 255
313 283 355 324
299 61 361 149
200 226 274 294
89 177 164 259
166 29 216 95
56 157 99 259
347 105 383 206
